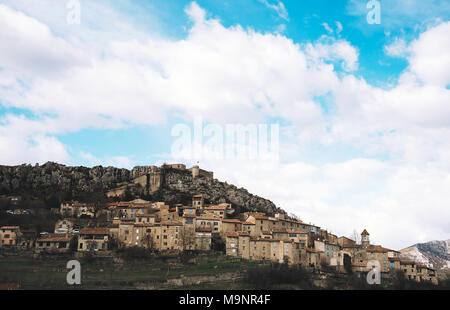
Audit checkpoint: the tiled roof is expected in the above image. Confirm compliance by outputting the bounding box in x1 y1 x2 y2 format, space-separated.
196 227 212 232
361 229 370 236
182 214 197 218
227 232 239 237
253 214 269 220
306 248 324 253
160 221 182 226
388 257 400 261
196 216 221 221
352 262 369 267
0 226 20 230
221 219 241 223
204 205 227 210
134 223 154 227
80 228 109 235
400 259 415 265
367 245 390 253
38 234 72 242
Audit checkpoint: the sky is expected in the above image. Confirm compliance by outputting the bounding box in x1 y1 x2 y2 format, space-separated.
0 0 449 249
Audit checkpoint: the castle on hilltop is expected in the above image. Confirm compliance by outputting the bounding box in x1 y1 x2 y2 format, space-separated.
106 164 213 198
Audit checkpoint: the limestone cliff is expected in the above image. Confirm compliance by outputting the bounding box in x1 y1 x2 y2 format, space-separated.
0 162 281 215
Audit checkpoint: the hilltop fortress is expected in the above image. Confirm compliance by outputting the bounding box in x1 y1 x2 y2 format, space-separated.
106 164 214 198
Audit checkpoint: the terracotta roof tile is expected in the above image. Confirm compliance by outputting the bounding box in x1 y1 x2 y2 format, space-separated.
80 228 109 235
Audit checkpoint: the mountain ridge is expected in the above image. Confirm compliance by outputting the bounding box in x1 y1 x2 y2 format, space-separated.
400 239 450 270
0 161 282 216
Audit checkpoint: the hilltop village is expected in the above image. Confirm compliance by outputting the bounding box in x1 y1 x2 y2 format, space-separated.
0 165 439 285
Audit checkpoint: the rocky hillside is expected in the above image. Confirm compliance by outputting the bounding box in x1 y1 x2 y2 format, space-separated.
400 239 450 270
0 162 281 215
159 167 282 215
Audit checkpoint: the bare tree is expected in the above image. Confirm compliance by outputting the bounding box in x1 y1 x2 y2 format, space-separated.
141 233 154 251
180 227 196 251
351 229 361 245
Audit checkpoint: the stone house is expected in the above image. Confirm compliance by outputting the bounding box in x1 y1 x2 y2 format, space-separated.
36 234 73 253
220 219 242 238
0 226 21 247
60 202 95 218
196 216 222 234
136 213 157 224
78 228 110 252
306 248 324 268
192 194 204 209
242 218 256 236
195 227 212 250
54 219 73 234
337 236 357 248
157 221 183 251
203 205 227 218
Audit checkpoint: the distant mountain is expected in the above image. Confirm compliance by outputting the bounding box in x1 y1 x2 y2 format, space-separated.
400 239 450 270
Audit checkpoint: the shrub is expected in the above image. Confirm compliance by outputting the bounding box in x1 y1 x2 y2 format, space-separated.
117 246 153 260
245 263 312 289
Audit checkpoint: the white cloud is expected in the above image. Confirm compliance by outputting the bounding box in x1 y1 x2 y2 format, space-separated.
322 22 333 34
0 4 88 78
385 38 409 58
306 37 359 71
259 0 289 21
0 2 449 249
336 21 343 34
408 22 450 87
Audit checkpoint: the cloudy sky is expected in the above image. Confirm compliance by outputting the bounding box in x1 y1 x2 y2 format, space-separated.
0 0 449 249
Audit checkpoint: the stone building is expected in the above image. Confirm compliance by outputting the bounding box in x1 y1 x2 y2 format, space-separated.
78 228 110 252
54 219 73 234
36 234 73 253
0 226 21 247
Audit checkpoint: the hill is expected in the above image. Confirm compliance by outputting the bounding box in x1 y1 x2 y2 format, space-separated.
0 162 282 215
400 239 450 270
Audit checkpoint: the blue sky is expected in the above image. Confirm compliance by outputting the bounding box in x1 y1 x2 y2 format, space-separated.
0 0 449 248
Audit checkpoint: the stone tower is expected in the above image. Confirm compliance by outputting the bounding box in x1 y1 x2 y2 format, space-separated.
361 229 370 249
191 165 200 178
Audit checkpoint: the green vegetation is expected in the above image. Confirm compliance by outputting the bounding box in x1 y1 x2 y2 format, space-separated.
245 263 313 289
1 248 449 290
0 249 262 290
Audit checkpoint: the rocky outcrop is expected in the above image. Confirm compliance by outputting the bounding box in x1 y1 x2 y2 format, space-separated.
160 168 281 215
0 162 281 215
401 239 450 270
0 162 130 194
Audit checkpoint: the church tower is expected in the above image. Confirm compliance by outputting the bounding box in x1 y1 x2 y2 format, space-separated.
361 229 370 248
